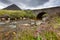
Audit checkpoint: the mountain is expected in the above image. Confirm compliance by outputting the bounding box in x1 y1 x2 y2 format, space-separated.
3 4 21 10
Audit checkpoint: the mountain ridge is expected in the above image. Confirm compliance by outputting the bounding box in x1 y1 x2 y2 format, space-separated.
3 4 21 10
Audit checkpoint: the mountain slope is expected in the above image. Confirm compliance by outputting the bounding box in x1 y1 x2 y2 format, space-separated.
3 4 21 10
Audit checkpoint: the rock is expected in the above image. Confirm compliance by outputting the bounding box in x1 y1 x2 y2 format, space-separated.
23 18 26 20
5 20 10 23
22 23 30 26
2 18 5 21
42 17 48 22
36 20 42 26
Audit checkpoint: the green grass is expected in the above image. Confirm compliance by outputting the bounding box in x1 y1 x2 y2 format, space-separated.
49 15 60 28
0 10 36 19
0 10 60 40
13 15 60 40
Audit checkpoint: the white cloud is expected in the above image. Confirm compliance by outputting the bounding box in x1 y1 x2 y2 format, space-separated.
0 2 6 9
7 0 49 9
23 0 60 10
0 0 60 10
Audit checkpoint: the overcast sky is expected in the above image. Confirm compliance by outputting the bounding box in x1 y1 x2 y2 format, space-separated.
0 0 60 10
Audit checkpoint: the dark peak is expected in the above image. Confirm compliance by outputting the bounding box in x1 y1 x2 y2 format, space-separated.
10 4 18 7
3 4 21 10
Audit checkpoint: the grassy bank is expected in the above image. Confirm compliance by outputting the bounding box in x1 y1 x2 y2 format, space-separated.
0 10 36 19
0 10 60 40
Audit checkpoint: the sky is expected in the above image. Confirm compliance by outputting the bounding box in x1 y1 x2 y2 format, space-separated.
0 0 60 10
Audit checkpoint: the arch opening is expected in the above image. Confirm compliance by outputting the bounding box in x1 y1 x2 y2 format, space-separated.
37 12 47 20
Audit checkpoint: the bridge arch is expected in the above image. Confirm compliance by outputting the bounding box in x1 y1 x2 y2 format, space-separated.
36 12 47 20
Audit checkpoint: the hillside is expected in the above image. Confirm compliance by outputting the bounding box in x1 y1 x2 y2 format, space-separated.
3 4 21 10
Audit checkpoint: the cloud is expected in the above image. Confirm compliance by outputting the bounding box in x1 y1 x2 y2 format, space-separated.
0 0 12 4
10 0 49 7
0 0 60 9
40 0 60 8
22 0 60 9
19 0 49 7
0 2 7 9
9 0 49 9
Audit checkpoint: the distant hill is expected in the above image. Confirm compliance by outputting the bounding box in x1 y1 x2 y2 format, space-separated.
3 4 21 10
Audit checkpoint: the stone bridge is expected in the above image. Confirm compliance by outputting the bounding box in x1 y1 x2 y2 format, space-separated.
32 6 60 19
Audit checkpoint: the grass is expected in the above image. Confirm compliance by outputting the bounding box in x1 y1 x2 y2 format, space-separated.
13 14 60 40
49 14 60 28
13 22 60 40
0 10 60 40
0 10 36 19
